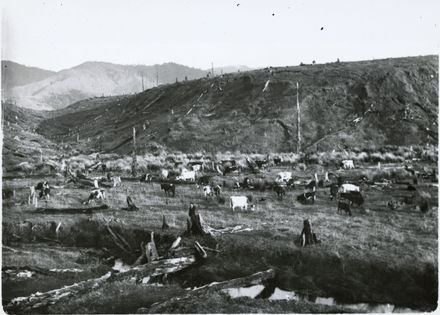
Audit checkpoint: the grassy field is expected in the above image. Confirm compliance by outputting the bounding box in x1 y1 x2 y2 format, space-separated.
2 158 438 313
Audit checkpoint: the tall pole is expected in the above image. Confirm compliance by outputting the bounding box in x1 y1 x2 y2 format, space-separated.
296 82 301 154
132 126 137 178
211 62 214 77
156 67 159 86
141 73 144 91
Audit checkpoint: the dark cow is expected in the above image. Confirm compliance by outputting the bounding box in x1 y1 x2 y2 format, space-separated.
161 183 175 197
35 181 50 198
337 200 352 216
273 157 282 165
274 185 286 198
339 191 364 206
305 180 317 190
197 175 212 186
286 178 295 190
213 185 222 196
297 191 315 204
255 157 269 169
241 177 253 189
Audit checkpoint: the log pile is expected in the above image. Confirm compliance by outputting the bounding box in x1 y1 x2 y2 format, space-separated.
5 256 197 313
35 204 108 214
141 269 275 313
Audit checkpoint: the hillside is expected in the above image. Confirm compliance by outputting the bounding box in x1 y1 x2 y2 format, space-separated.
1 61 55 91
36 55 438 153
2 62 209 110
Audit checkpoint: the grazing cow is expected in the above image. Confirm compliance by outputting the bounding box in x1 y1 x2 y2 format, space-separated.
84 189 105 204
213 185 222 196
112 176 122 188
276 171 292 184
339 191 364 206
223 165 240 176
203 185 213 197
273 157 282 165
197 175 212 186
338 200 352 216
338 183 360 193
255 156 269 169
35 181 50 198
274 185 286 198
240 177 253 189
161 169 169 179
160 183 175 197
341 160 355 170
296 191 316 204
29 182 50 206
140 173 153 183
230 196 249 211
177 169 196 181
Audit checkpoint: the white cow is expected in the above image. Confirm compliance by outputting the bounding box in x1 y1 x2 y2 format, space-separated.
177 169 196 181
338 183 360 193
84 188 106 204
161 169 169 179
230 196 249 211
341 160 355 170
203 185 213 197
276 171 292 183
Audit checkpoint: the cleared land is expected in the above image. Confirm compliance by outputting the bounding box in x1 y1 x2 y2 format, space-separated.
2 157 438 313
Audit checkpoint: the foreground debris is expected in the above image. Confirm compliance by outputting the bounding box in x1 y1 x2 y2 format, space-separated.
140 269 275 313
5 256 197 313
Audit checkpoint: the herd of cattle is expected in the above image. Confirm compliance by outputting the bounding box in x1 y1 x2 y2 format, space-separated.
18 156 377 218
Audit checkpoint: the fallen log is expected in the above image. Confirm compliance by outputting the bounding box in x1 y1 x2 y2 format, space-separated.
143 269 275 313
6 256 197 313
34 204 109 214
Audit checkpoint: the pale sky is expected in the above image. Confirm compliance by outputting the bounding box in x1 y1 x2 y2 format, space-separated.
1 0 439 71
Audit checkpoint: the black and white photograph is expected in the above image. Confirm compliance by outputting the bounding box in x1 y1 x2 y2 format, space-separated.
1 0 439 313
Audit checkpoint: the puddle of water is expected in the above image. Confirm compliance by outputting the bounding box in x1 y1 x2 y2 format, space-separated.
49 268 83 273
224 285 421 313
222 285 265 299
112 258 131 273
16 271 33 278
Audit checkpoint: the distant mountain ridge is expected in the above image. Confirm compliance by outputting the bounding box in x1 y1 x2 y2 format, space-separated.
1 61 251 111
1 60 55 90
